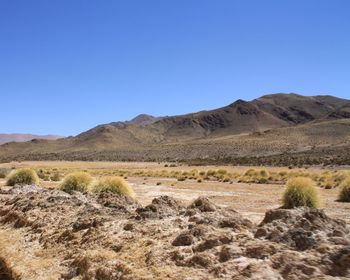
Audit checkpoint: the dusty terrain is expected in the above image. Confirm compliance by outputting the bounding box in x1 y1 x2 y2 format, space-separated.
0 161 349 279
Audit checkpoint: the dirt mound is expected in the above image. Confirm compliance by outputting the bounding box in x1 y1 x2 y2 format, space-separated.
0 186 349 279
255 208 350 250
136 195 184 219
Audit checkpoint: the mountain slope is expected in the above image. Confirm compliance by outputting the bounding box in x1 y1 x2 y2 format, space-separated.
0 93 350 165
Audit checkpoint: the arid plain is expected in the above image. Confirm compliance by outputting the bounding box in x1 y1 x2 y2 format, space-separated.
1 161 350 279
1 161 349 224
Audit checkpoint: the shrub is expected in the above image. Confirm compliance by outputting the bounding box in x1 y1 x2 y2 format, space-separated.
60 172 93 194
282 177 320 209
42 175 50 181
177 176 186 182
244 169 257 177
257 177 268 184
259 169 269 178
197 179 202 183
37 169 46 179
206 170 216 176
222 176 230 183
50 172 62 182
156 182 162 186
217 169 227 175
92 176 134 197
6 168 39 186
278 171 287 177
0 168 11 179
338 179 350 202
322 179 335 189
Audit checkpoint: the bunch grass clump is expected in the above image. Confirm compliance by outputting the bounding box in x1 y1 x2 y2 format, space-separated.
50 172 62 182
60 172 93 194
6 168 39 186
244 169 257 177
92 176 134 197
0 168 10 179
177 176 186 182
282 177 320 209
338 178 350 202
206 170 216 177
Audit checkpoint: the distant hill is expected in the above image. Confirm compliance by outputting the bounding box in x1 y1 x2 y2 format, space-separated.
0 134 63 145
1 93 350 165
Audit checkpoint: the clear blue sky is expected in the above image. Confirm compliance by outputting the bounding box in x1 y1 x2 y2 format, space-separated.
1 0 349 136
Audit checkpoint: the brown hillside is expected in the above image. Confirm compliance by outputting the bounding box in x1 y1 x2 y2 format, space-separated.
1 93 350 164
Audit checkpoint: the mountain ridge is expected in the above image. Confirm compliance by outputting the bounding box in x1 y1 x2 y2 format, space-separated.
1 93 350 165
0 134 63 145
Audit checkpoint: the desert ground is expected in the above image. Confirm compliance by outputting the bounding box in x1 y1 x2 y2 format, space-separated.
0 161 349 279
1 161 349 223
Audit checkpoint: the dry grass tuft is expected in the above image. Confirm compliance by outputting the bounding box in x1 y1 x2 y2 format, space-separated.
338 178 350 202
282 177 320 209
60 172 93 194
92 176 135 197
6 168 39 186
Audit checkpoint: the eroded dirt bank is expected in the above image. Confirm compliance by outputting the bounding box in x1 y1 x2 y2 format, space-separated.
0 185 349 279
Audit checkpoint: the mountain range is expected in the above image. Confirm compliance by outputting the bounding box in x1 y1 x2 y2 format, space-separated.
0 134 62 145
1 93 350 165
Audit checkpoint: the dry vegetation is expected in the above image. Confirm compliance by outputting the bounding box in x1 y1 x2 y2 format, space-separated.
6 168 39 186
0 161 350 279
338 178 350 202
60 172 93 194
2 161 350 190
92 176 135 197
282 177 320 209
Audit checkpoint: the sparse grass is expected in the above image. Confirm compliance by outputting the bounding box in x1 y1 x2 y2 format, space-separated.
257 177 268 184
206 170 216 176
259 169 269 178
217 169 227 175
282 177 320 209
323 179 336 189
338 178 350 202
222 176 230 183
244 168 256 177
36 169 46 179
60 172 93 194
50 172 61 182
92 176 134 197
0 168 10 179
6 168 39 186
